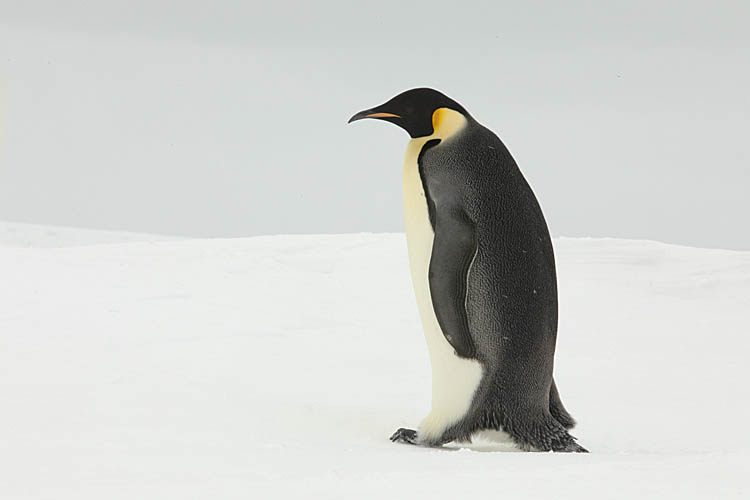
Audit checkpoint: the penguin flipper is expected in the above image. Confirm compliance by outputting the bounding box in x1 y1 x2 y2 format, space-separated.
428 207 476 358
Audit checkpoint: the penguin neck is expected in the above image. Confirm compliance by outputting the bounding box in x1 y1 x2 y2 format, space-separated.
404 108 468 157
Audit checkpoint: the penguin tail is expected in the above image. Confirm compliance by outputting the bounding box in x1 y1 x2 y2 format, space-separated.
549 378 577 430
544 423 588 453
501 408 588 453
555 438 588 453
569 443 588 453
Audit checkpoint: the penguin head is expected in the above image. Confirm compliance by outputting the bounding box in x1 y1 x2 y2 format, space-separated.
348 88 468 138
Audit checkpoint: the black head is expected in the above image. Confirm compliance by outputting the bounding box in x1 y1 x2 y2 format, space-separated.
348 88 469 138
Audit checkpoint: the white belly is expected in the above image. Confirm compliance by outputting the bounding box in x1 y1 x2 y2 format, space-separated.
403 137 483 442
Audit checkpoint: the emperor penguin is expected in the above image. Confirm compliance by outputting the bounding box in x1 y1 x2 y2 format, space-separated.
348 88 586 452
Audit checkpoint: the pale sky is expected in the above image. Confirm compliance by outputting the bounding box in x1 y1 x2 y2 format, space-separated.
1 1 748 248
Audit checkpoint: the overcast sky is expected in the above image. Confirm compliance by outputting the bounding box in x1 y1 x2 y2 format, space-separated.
1 1 748 248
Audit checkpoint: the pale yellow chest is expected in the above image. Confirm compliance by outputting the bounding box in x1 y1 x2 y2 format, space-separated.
402 137 434 294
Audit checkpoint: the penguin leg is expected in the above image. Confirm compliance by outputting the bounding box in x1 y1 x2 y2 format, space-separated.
389 428 418 445
549 378 577 430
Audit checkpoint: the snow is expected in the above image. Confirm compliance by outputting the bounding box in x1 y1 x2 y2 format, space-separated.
1 226 748 499
0 221 177 248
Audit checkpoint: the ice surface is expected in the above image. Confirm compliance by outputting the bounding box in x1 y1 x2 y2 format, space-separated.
1 227 747 498
0 221 177 248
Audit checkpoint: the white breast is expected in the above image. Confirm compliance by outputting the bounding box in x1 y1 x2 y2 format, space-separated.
402 109 483 442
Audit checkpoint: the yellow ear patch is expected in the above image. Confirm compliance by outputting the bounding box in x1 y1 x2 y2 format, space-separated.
430 107 467 139
432 108 447 132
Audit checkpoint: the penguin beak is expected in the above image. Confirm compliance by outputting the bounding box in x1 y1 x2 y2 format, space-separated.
348 108 401 123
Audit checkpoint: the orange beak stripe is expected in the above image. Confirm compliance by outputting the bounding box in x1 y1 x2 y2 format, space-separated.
365 112 401 118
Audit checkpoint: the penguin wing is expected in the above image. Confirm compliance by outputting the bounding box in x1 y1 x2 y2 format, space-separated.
428 207 476 358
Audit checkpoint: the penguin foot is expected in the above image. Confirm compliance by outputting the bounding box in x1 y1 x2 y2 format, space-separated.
389 428 418 445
